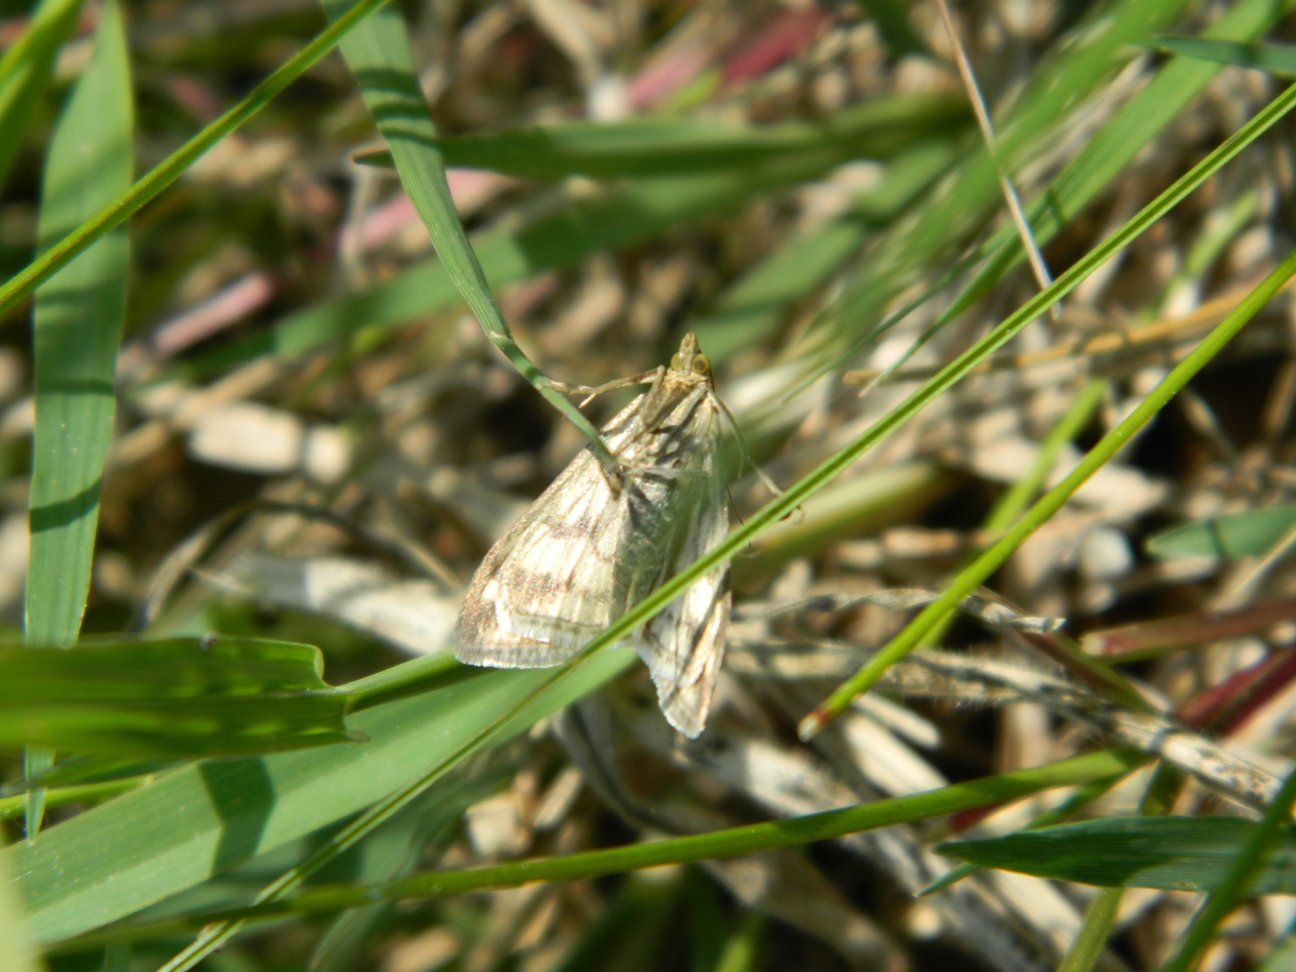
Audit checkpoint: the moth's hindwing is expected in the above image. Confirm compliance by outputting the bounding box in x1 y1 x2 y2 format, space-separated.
637 465 730 738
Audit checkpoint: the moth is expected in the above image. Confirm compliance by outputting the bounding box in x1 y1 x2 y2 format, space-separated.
453 333 730 737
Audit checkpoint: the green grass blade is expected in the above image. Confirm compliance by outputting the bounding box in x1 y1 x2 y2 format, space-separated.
359 95 964 179
5 649 632 945
25 0 131 646
24 0 132 836
0 637 351 756
305 752 1144 901
309 773 498 972
0 842 40 972
1058 888 1124 972
1151 35 1296 75
1145 506 1296 559
938 814 1296 895
1159 768 1296 972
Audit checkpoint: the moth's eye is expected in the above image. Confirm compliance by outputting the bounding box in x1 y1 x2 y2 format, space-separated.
692 354 711 375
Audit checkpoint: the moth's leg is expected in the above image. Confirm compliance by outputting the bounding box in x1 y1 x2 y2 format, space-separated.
548 368 659 407
545 367 662 494
716 395 785 498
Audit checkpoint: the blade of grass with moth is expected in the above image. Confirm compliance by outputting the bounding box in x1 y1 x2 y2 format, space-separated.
454 333 730 737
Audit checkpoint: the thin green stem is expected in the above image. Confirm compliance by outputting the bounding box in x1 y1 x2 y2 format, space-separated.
801 246 1296 735
73 749 1146 950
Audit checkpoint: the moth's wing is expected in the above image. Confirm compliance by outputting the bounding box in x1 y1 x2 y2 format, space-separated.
454 451 628 668
637 473 730 738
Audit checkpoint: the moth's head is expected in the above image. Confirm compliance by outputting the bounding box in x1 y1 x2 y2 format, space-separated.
670 332 712 383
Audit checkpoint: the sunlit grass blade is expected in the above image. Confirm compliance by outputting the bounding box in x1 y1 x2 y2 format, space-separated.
0 637 352 756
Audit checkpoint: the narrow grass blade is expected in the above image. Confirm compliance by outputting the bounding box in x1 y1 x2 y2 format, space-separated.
325 0 617 474
0 0 82 189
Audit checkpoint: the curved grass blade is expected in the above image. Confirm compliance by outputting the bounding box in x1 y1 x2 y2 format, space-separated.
325 0 617 476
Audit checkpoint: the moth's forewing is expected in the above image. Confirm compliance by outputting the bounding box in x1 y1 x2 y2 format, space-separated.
452 380 671 666
452 448 622 666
